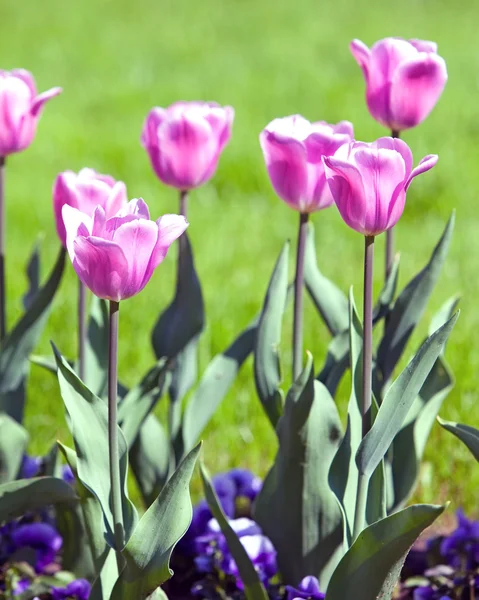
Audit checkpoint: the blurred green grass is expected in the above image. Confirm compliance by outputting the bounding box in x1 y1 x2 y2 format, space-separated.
0 0 478 508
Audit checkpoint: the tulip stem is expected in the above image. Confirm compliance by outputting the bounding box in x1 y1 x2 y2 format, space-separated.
179 190 188 219
0 156 6 342
385 130 399 285
362 235 374 437
78 281 86 381
108 300 123 554
293 212 309 381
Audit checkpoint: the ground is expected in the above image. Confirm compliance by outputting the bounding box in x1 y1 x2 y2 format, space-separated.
0 0 478 508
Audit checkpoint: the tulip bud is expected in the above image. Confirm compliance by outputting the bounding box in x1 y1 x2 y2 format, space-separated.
141 101 234 190
53 168 128 247
350 37 447 132
0 69 61 157
260 115 354 213
323 137 437 236
62 198 188 301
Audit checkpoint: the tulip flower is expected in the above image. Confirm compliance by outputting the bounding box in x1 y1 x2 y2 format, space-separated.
53 168 128 380
323 137 437 237
260 114 354 214
324 137 438 541
141 101 234 195
350 37 447 133
63 197 187 555
62 198 187 302
0 70 61 341
53 168 128 248
0 69 62 157
260 114 354 380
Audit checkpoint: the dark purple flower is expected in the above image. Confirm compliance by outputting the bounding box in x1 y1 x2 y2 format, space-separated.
13 578 30 595
286 576 325 600
440 509 479 569
11 522 62 572
62 464 75 486
20 455 42 479
51 578 91 600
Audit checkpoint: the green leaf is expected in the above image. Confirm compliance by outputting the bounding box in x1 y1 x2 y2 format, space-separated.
83 296 109 397
253 242 289 428
0 477 77 522
200 462 269 600
388 297 458 510
329 291 363 545
376 214 454 386
325 504 446 600
130 415 170 507
372 254 400 324
111 443 201 599
437 418 479 461
357 313 458 479
54 346 138 547
0 246 66 422
119 359 169 448
23 240 41 311
90 548 120 600
317 330 349 397
254 354 343 585
0 414 28 483
152 232 204 361
304 223 349 336
183 317 257 452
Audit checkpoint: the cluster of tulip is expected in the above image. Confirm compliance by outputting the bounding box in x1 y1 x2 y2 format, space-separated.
0 34 472 600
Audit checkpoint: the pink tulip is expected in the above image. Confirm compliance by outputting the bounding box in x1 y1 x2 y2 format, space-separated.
0 69 62 157
141 101 234 190
350 37 447 131
53 168 128 247
323 137 437 236
260 115 354 213
62 198 188 301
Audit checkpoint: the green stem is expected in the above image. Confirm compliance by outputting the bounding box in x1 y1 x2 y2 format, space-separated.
292 212 309 380
78 281 86 381
0 156 6 342
108 300 123 552
385 129 399 285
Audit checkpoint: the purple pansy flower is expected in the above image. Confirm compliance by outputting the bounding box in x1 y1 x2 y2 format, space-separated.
286 576 325 600
51 579 91 600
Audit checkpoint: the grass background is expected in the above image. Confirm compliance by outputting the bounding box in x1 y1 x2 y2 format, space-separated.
0 0 478 508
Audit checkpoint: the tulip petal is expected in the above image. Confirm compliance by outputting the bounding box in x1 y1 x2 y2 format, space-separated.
375 136 413 176
73 237 129 302
389 54 447 130
105 181 129 218
140 107 167 149
30 87 62 117
62 204 93 261
350 39 371 78
408 39 438 53
10 69 37 97
405 154 438 190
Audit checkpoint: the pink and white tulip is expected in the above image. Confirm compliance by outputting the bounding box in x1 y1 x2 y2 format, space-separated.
62 198 188 301
350 37 447 131
260 115 354 213
53 168 128 247
323 137 437 236
0 69 62 157
141 101 234 190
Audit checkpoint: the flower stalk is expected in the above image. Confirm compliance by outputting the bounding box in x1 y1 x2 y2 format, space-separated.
108 300 123 553
78 282 86 381
0 156 5 342
293 212 309 381
385 129 400 283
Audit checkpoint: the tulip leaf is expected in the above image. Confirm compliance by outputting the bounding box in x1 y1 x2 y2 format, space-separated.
325 503 445 600
152 232 204 361
437 418 479 462
356 312 458 479
304 223 349 336
119 359 169 448
54 346 138 547
254 242 289 428
0 476 77 522
90 549 120 600
372 254 400 324
376 213 454 388
0 246 66 422
0 413 28 483
22 240 41 311
130 414 170 507
111 443 201 599
317 329 349 397
200 462 269 600
254 353 343 584
82 296 109 396
183 317 257 452
388 297 457 510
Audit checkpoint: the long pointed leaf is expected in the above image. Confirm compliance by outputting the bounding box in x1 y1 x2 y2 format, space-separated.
437 418 479 461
